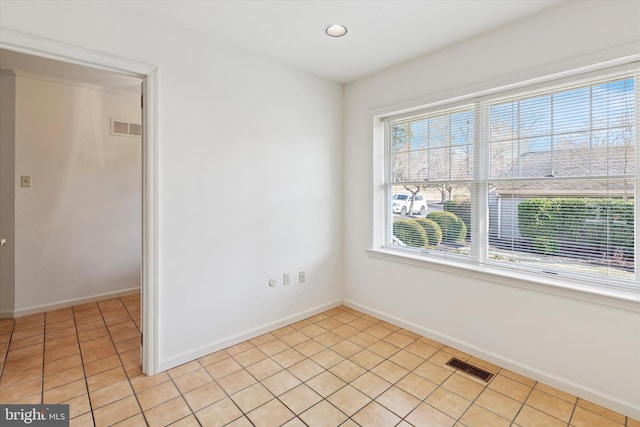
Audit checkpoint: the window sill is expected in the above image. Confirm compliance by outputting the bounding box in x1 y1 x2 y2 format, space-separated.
365 248 640 313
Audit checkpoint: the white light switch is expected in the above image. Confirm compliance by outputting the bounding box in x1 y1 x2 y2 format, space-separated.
21 176 31 187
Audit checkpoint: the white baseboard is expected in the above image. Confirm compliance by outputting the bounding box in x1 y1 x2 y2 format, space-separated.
342 299 640 420
0 287 141 318
158 299 343 372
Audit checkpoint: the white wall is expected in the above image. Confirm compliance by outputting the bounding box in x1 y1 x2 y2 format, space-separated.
343 0 640 419
0 1 343 370
8 73 142 314
0 72 16 315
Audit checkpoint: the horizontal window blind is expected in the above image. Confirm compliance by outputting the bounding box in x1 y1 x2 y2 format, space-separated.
382 65 638 290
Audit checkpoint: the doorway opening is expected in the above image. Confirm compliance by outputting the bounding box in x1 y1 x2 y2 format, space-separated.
0 31 158 375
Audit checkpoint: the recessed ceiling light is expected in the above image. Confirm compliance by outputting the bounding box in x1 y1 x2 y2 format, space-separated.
325 24 347 38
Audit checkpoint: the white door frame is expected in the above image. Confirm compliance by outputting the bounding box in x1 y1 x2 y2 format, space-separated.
0 28 160 375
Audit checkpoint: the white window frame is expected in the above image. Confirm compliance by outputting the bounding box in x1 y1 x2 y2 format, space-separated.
369 59 640 312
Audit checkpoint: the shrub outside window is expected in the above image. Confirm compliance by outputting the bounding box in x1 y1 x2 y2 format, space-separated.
382 65 638 291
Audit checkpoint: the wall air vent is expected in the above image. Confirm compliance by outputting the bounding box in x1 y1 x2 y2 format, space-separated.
445 357 495 382
111 119 141 138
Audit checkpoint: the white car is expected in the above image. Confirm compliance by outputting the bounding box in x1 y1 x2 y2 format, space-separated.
392 193 428 215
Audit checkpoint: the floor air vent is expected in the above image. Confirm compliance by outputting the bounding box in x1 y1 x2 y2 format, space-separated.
446 358 494 382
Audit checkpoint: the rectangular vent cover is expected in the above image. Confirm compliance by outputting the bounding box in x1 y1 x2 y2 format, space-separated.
111 119 141 138
446 358 494 382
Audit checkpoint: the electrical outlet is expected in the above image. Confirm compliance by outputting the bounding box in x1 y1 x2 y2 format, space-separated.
283 273 290 286
299 271 306 283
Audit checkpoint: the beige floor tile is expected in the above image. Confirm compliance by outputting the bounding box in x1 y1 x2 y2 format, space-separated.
196 397 243 427
534 382 577 404
172 367 213 394
247 398 295 427
442 373 485 401
627 417 640 427
171 415 202 427
314 331 343 347
197 350 229 366
329 359 366 382
70 412 95 427
389 349 425 370
460 404 511 427
331 340 362 358
577 399 626 424
311 348 344 369
246 358 283 381
257 338 289 356
0 364 42 388
407 403 456 427
129 372 170 393
371 360 410 384
272 326 296 337
365 325 394 339
44 366 84 390
144 396 192 427
327 384 371 416
425 387 472 419
261 369 301 396
231 383 274 413
279 384 323 414
384 331 416 348
299 400 347 427
348 318 376 331
368 340 400 358
65 393 92 419
396 372 438 400
0 378 42 402
526 389 574 422
89 379 133 409
349 349 384 371
271 348 305 368
570 406 625 427
299 324 327 338
45 345 81 363
93 395 141 427
137 380 180 410
351 373 391 400
334 311 359 324
43 379 87 404
224 416 254 427
217 369 257 395
249 333 276 346
515 405 569 427
205 357 242 379
287 358 324 382
377 385 421 418
80 344 117 364
317 318 343 331
306 371 346 397
83 354 121 377
183 382 226 411
293 338 325 357
233 347 268 367
488 374 533 402
112 414 148 427
5 353 43 371
281 417 307 427
475 387 523 420
280 331 309 347
168 360 202 380
350 332 379 348
353 401 401 427
87 366 127 392
413 360 453 385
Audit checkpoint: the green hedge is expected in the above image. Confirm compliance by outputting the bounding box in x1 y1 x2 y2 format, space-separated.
426 211 467 242
414 218 442 248
444 199 471 238
393 219 428 248
518 198 634 256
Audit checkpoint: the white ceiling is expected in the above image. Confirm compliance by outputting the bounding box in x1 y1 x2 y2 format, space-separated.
118 0 563 83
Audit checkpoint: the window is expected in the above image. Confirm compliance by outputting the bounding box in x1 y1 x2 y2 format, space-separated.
381 64 638 292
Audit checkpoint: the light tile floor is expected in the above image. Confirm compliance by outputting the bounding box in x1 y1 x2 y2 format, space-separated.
0 295 638 427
